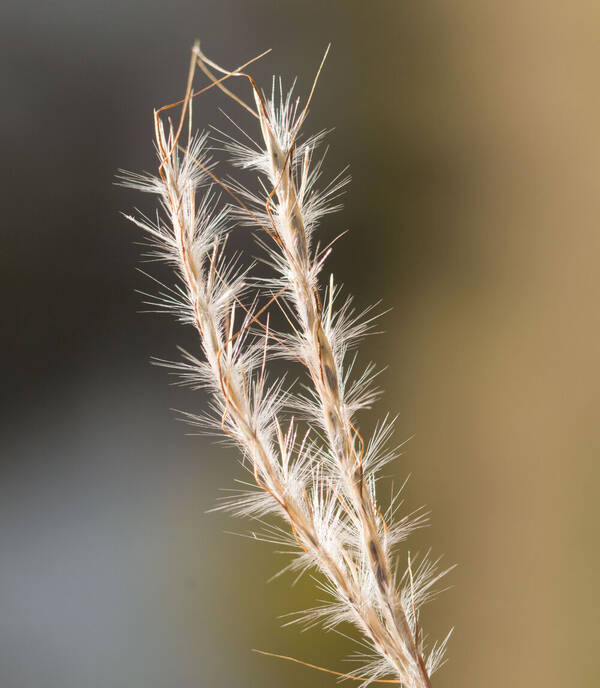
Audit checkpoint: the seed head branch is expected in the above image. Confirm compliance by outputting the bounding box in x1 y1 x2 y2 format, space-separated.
121 44 453 688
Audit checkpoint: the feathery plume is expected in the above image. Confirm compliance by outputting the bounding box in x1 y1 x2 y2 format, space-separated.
121 42 453 687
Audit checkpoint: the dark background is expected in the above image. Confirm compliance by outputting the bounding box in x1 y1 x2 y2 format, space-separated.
2 1 599 687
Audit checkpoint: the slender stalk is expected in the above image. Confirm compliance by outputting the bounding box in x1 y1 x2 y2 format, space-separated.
122 44 452 687
131 113 425 685
248 85 432 688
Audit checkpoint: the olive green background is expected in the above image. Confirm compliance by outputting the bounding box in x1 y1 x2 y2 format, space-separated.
2 1 599 686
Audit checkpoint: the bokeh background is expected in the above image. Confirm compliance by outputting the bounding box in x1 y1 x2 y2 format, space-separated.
2 1 599 686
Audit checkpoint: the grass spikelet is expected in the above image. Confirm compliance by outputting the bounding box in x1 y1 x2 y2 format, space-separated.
120 41 453 688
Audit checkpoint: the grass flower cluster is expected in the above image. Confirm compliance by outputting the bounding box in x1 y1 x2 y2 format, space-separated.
121 42 452 687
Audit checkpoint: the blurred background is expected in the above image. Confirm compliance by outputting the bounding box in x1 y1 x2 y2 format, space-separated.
2 1 599 686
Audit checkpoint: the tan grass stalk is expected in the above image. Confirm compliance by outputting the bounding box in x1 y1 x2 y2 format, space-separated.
248 71 434 688
121 42 452 688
